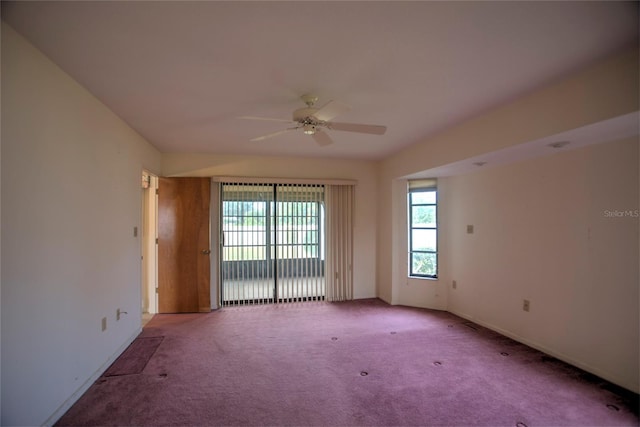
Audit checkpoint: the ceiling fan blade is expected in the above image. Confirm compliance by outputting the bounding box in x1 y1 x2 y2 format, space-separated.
250 127 298 141
312 129 334 146
327 122 387 135
313 100 351 122
238 116 294 123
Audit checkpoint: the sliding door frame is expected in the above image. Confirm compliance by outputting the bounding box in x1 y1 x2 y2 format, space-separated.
219 181 329 306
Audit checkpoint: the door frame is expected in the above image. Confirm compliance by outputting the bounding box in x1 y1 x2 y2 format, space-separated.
141 171 159 315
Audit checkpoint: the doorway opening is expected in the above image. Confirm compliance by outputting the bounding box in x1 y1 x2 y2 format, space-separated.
220 183 325 306
141 171 158 321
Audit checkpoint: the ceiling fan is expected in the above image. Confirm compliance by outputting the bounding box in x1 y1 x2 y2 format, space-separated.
239 94 387 146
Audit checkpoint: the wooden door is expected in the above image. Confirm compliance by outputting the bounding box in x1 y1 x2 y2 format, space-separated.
158 177 211 313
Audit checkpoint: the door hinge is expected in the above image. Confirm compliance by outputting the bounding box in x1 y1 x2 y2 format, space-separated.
155 287 159 294
155 238 159 244
155 189 159 195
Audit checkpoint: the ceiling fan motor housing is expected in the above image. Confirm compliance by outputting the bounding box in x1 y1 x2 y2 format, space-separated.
293 107 321 124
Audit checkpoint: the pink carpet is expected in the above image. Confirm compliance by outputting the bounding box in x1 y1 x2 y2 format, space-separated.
55 299 639 426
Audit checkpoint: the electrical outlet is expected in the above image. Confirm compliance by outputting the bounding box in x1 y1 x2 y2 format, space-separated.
452 280 457 289
523 299 530 312
467 225 474 234
101 317 107 331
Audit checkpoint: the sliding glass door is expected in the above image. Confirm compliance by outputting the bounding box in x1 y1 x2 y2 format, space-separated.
221 184 274 305
220 183 325 306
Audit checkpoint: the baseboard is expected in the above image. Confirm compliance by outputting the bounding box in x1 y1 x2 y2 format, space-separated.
447 308 638 394
377 295 392 305
43 327 142 426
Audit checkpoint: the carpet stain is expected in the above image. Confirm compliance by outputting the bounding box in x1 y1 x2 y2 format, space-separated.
103 336 164 377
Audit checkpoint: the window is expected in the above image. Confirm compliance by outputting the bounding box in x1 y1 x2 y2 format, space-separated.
221 185 272 261
221 200 324 261
275 200 323 259
408 179 437 278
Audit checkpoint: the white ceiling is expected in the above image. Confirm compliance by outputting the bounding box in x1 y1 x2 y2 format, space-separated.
2 1 638 161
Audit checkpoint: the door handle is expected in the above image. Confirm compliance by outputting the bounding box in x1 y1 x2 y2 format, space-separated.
201 249 211 255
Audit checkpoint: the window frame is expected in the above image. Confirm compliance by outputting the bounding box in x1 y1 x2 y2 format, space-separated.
408 181 438 279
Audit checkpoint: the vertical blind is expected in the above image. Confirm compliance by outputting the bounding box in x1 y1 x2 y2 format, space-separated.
325 185 354 302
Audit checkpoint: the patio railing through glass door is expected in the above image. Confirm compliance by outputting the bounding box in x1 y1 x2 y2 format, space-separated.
220 183 325 306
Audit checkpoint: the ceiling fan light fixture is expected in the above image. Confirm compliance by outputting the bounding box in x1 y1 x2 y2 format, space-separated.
241 95 385 146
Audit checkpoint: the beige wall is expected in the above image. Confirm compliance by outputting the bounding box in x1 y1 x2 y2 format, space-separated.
1 24 162 426
163 153 378 299
381 48 638 180
376 47 639 392
377 47 638 308
445 137 639 392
